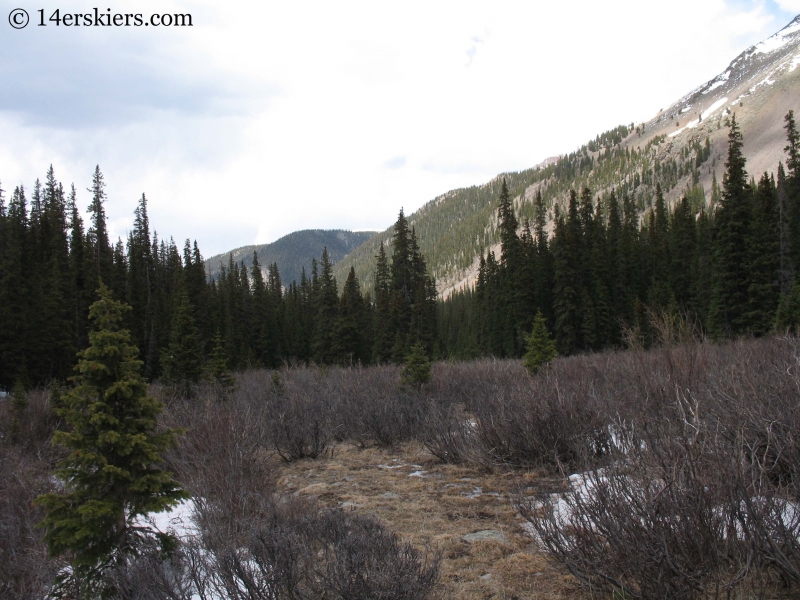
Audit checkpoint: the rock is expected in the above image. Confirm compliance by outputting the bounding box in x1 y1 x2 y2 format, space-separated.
296 483 327 496
462 530 507 544
381 492 400 499
479 573 493 582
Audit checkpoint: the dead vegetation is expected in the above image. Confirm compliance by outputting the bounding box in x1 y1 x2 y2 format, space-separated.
4 336 800 598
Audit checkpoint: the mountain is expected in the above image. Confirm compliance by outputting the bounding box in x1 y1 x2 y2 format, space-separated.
333 15 800 298
205 229 377 285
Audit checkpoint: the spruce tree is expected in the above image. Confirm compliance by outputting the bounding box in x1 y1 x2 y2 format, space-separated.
373 242 394 363
400 341 432 389
553 195 581 354
87 166 113 291
160 285 204 398
335 266 370 365
709 115 753 338
522 310 557 375
747 173 780 334
205 332 236 397
35 281 186 596
312 247 339 364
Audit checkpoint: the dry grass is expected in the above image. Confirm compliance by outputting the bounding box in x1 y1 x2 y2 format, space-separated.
275 441 583 600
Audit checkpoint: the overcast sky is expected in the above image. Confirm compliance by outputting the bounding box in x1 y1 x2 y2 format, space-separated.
1 0 799 256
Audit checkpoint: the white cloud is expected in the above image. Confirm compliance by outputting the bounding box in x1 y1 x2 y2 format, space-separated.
775 0 800 13
0 0 791 259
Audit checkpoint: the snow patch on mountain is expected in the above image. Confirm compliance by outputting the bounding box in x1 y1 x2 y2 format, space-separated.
756 18 800 55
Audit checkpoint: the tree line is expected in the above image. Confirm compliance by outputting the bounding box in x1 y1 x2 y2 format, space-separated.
437 112 800 359
2 111 798 389
0 172 436 390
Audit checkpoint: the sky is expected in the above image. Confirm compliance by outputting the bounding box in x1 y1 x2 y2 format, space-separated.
1 0 799 256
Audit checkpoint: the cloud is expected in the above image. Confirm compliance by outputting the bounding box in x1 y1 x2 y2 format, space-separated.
774 0 800 13
384 156 406 169
0 0 270 129
0 0 795 256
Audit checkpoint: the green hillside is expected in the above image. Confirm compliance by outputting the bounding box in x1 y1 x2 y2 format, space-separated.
333 21 800 295
333 127 716 295
206 229 376 285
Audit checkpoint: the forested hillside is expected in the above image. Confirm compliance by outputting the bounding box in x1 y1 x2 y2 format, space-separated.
438 113 800 358
205 229 375 286
333 15 800 296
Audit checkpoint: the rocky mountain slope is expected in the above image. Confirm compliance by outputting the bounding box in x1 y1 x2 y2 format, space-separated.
333 15 800 298
205 229 376 285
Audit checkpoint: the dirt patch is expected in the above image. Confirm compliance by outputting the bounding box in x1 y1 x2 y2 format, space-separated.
274 441 583 599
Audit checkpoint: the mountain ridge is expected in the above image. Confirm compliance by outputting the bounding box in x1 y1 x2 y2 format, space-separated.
332 14 800 298
205 229 377 286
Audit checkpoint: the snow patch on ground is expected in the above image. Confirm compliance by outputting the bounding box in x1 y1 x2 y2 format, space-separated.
702 97 728 120
750 73 777 92
791 53 800 72
136 498 199 541
704 79 726 94
755 20 800 55
668 126 687 138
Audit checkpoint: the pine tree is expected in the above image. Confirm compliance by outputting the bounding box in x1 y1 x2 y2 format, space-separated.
373 242 393 363
747 173 780 334
647 184 672 309
205 332 236 397
775 280 800 332
669 196 697 310
709 115 753 338
522 310 557 375
35 281 186 596
552 194 581 354
400 341 431 389
250 252 278 367
335 266 370 365
312 247 339 364
160 285 204 398
533 190 554 325
87 165 113 291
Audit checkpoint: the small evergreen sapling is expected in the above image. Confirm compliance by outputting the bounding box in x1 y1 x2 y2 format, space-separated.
205 332 236 397
400 341 432 389
35 281 187 596
523 311 557 375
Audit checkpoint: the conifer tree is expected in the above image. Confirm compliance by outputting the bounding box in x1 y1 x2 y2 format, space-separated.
606 190 630 341
709 115 753 338
250 252 278 367
533 190 554 324
777 164 794 295
747 173 780 334
335 266 370 365
206 332 236 397
522 310 557 375
775 280 800 333
400 341 431 389
160 285 204 397
35 281 186 596
553 195 581 354
373 241 394 363
785 111 800 273
647 184 672 309
312 247 339 364
87 166 113 291
669 196 697 310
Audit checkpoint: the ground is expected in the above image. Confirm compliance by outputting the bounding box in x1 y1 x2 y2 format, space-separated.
273 441 583 600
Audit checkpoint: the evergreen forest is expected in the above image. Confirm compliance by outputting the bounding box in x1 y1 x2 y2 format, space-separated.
1 112 799 391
